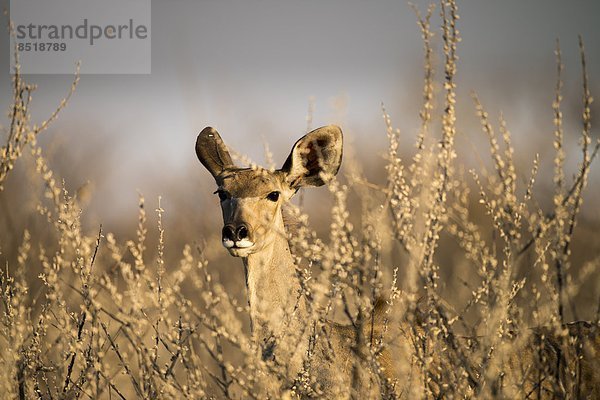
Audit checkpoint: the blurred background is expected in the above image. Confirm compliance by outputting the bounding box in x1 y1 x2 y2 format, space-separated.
1 0 599 319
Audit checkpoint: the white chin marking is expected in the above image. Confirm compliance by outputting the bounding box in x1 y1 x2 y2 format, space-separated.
236 239 254 248
222 239 235 248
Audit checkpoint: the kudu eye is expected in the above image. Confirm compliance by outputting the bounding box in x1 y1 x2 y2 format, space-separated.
266 191 280 202
214 189 229 202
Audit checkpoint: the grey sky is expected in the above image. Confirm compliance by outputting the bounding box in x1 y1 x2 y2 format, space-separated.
1 0 599 221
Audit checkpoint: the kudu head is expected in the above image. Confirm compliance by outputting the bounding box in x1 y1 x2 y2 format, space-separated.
196 126 343 257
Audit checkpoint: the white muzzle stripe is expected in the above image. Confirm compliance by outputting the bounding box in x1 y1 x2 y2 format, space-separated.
222 238 254 249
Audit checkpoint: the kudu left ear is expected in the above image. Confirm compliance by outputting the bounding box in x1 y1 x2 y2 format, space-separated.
196 127 235 179
280 125 343 189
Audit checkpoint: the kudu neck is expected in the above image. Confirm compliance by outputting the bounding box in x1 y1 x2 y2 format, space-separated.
242 231 307 353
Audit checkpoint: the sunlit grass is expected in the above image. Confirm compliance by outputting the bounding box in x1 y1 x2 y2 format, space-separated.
1 1 598 398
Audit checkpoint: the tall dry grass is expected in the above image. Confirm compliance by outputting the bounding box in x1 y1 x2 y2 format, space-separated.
1 1 599 398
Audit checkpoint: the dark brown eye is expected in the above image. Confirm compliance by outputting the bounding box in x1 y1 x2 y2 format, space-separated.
214 190 229 202
267 191 280 202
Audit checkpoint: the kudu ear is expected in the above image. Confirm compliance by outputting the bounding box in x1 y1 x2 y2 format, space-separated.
196 127 235 178
280 125 343 189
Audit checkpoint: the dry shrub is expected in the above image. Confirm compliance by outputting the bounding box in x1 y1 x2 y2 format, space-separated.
1 1 599 399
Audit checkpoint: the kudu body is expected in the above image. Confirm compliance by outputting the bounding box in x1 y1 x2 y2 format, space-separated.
196 126 388 396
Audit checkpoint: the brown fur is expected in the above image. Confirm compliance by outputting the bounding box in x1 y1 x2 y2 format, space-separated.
197 126 388 396
503 321 600 399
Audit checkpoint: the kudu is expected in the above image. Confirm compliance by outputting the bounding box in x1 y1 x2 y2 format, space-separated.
195 126 599 398
195 126 389 397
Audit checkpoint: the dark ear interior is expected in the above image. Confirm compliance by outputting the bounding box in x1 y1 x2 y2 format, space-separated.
195 127 234 178
280 125 343 188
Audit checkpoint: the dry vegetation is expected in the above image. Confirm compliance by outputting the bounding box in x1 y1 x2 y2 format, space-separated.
1 1 599 399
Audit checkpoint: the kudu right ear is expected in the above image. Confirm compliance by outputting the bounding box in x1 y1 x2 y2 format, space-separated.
280 125 343 189
196 127 235 178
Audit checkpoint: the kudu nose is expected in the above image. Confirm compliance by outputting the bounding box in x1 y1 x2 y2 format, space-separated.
222 225 236 242
236 224 248 240
222 223 249 242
